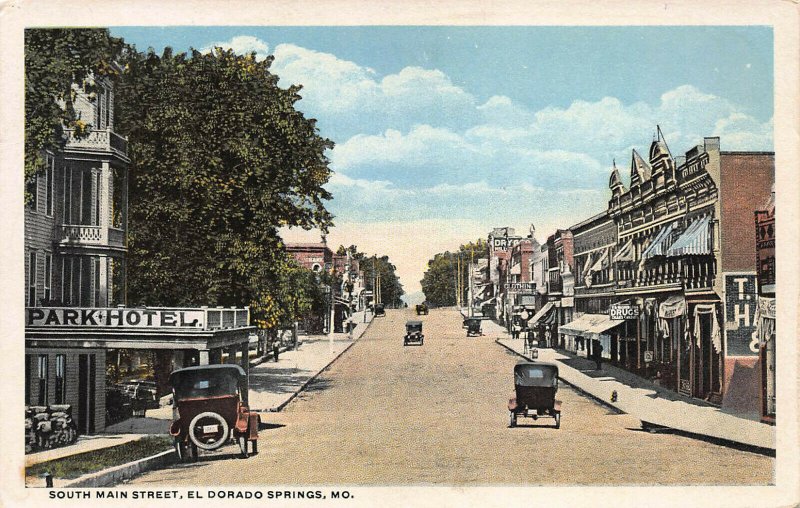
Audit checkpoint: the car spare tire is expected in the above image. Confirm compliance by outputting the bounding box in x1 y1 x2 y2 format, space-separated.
188 411 230 450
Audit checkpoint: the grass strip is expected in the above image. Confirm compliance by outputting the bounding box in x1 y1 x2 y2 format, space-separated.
27 436 172 480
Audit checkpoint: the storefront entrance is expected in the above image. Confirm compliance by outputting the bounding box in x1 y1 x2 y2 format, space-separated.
77 354 96 435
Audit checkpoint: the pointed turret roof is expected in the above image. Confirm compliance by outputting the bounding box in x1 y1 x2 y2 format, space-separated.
631 149 652 183
609 159 625 191
650 125 673 163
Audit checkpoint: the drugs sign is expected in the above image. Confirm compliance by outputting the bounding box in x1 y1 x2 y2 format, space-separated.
609 304 640 320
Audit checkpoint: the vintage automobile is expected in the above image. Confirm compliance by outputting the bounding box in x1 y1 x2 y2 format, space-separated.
404 320 424 346
508 362 561 428
415 303 429 315
374 303 386 317
168 364 260 461
464 317 483 337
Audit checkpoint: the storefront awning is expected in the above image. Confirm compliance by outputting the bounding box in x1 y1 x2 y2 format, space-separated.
528 302 555 325
559 313 623 339
665 215 712 256
614 238 635 262
642 221 676 259
658 295 686 318
480 296 497 307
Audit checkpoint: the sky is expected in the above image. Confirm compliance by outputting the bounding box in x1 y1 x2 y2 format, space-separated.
110 26 774 298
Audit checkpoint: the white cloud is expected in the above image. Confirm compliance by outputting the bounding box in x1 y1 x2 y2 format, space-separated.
210 37 774 293
201 36 270 61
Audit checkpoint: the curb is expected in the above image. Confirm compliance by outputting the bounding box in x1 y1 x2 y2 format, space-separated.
495 339 775 456
495 338 624 414
269 317 374 413
63 449 176 488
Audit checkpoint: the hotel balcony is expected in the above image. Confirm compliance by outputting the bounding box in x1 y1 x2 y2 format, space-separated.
64 128 130 162
59 224 126 251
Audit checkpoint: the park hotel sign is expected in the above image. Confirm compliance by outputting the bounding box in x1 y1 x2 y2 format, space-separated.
27 307 206 329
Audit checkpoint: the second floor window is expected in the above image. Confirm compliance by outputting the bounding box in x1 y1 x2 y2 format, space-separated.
44 253 52 303
28 251 37 307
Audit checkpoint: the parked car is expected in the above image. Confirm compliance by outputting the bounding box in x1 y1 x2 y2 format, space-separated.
464 317 483 337
168 365 260 461
415 303 428 315
404 320 424 346
374 303 386 317
508 362 561 428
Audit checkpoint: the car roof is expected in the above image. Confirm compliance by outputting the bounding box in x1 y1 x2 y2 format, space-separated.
406 320 423 325
169 364 246 383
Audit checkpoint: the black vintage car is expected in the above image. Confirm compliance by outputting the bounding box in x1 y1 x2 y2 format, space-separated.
464 317 483 337
415 303 429 315
404 320 424 346
169 365 260 461
508 362 561 428
374 303 386 317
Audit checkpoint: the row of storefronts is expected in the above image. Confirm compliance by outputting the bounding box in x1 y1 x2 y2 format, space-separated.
476 128 776 422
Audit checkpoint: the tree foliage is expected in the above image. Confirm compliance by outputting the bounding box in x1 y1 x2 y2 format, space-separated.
420 238 489 307
24 29 124 200
337 245 404 308
115 46 335 328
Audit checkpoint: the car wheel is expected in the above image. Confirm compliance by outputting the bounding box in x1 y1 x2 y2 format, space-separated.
189 442 199 461
251 439 258 455
173 437 185 462
555 413 561 429
238 436 249 458
189 411 229 451
509 412 517 428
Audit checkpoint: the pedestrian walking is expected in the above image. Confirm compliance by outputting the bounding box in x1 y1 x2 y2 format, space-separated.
595 342 603 370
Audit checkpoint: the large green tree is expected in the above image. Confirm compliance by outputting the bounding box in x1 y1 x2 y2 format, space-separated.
115 47 334 329
24 29 124 200
421 238 489 307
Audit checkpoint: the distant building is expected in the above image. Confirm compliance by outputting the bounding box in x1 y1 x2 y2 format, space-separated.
285 242 334 273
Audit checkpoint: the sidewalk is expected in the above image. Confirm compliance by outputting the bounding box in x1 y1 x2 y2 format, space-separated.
25 311 373 479
485 318 775 452
248 311 372 411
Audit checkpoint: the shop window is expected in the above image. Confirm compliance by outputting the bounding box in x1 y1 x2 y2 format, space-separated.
25 355 31 404
28 251 37 307
55 354 66 404
37 355 48 405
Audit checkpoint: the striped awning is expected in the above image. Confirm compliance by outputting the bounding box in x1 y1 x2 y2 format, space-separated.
642 222 676 259
666 215 712 256
528 302 555 325
614 238 635 262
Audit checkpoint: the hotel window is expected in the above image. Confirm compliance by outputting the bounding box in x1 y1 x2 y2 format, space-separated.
44 154 54 216
55 355 66 404
26 171 38 211
62 256 73 306
28 251 37 307
44 253 52 303
63 165 73 224
37 355 48 405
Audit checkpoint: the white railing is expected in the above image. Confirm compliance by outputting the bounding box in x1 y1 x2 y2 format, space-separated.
60 225 102 244
64 128 128 156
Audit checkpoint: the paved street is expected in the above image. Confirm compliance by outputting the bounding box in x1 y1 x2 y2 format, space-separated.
127 308 773 486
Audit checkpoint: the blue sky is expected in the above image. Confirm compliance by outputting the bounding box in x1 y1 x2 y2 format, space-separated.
110 26 774 295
